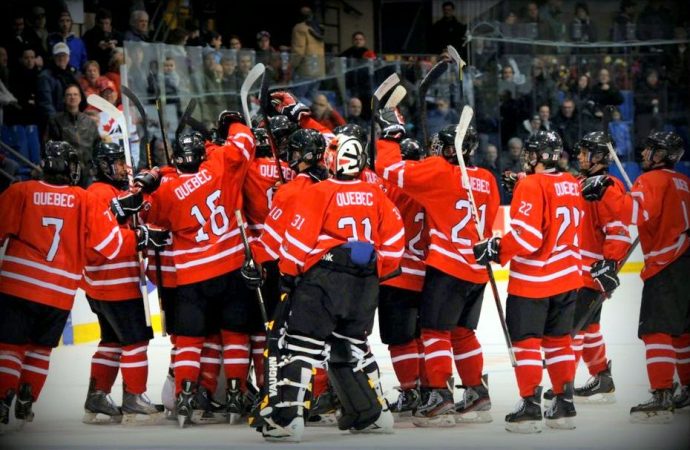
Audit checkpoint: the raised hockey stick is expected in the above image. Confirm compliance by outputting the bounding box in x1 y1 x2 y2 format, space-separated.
240 63 266 126
384 85 407 109
175 98 199 143
446 45 467 107
0 140 42 173
87 94 152 327
603 105 634 190
257 68 286 184
418 59 449 147
454 105 517 367
370 73 401 169
121 85 167 337
148 81 172 167
234 209 269 330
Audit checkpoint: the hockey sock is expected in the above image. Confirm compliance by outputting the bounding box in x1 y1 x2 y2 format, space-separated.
0 343 25 398
200 334 222 394
121 342 149 395
420 328 452 388
512 338 543 398
572 332 584 368
221 330 250 391
417 338 429 387
388 340 420 389
450 326 483 386
174 336 204 395
313 367 328 398
582 323 608 376
19 345 52 401
543 335 575 395
169 335 177 371
642 333 675 390
250 333 266 388
89 341 121 393
673 333 690 386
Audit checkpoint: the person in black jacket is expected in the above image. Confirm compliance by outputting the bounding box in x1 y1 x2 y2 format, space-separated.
82 9 123 73
429 2 467 59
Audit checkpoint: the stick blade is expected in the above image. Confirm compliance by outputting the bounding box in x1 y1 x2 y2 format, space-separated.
240 63 266 124
384 85 407 109
446 45 466 70
454 105 474 153
373 73 400 100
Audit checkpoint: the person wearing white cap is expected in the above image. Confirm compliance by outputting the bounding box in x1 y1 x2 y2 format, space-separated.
48 10 88 71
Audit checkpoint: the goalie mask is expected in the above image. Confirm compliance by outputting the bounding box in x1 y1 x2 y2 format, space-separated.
325 134 365 180
42 140 82 186
174 132 206 173
430 124 478 165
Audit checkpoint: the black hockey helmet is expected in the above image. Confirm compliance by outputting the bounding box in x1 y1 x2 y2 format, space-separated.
42 140 81 186
93 141 127 185
269 115 298 160
430 124 478 164
525 130 562 171
174 132 206 173
333 123 367 146
253 128 272 158
643 130 685 170
286 128 326 172
400 138 425 161
577 131 611 175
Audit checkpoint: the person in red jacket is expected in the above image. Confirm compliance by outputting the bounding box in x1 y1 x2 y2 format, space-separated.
375 108 500 427
474 130 585 433
0 141 159 430
256 135 404 442
582 130 690 422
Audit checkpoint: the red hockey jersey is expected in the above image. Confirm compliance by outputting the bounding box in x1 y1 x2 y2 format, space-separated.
499 171 584 298
376 139 500 284
242 157 294 239
0 180 124 310
146 123 254 285
279 178 404 278
605 168 690 280
145 167 179 289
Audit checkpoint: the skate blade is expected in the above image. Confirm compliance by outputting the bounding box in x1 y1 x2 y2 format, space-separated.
575 392 616 404
392 411 414 422
455 410 493 423
545 416 576 430
412 414 456 428
82 411 123 425
191 410 227 425
306 414 338 427
122 411 166 426
505 420 542 434
227 412 244 425
177 414 190 428
630 410 673 424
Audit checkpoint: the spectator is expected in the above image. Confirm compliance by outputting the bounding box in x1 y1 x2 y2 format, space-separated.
124 10 150 42
291 5 325 99
636 0 672 40
255 30 283 83
479 143 500 173
0 47 8 86
558 151 579 176
664 27 690 136
220 55 241 110
24 6 49 62
611 0 638 41
47 84 100 180
7 47 40 125
345 97 368 129
500 137 524 173
95 79 121 140
427 98 459 137
340 31 376 59
518 114 541 142
80 61 111 103
105 49 124 101
205 30 223 64
185 19 203 47
48 11 87 72
82 9 123 73
524 58 558 114
571 2 598 43
608 107 633 159
538 104 553 131
590 68 624 113
570 73 593 109
237 52 254 78
498 65 520 100
499 89 522 147
311 94 346 130
166 28 189 46
634 68 666 144
125 45 148 98
429 1 467 59
228 35 242 50
162 57 182 112
0 77 17 125
340 31 376 119
3 13 28 71
37 43 81 125
202 63 225 126
538 0 566 41
552 99 580 155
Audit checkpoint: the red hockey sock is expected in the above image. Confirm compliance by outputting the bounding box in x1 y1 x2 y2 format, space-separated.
451 327 483 386
18 345 52 401
389 340 420 389
416 338 429 387
543 335 575 395
0 343 25 398
250 333 266 388
89 341 121 393
673 333 690 386
571 332 584 368
420 328 452 388
174 336 204 395
642 333 675 390
200 334 222 393
513 338 543 398
221 330 250 391
313 367 328 398
582 323 608 376
169 335 177 370
121 342 149 395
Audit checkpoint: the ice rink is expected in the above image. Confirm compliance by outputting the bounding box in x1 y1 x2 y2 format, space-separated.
2 273 689 449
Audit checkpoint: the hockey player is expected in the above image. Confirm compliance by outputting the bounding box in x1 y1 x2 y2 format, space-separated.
473 131 584 433
258 134 404 442
82 142 165 424
0 141 161 430
581 130 690 421
375 109 500 427
143 117 257 427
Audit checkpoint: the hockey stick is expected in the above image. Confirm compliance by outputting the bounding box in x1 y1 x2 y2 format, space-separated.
240 63 266 126
370 73 401 169
454 105 517 367
257 68 286 185
446 45 467 107
121 85 167 337
603 105 634 190
384 85 407 109
175 98 199 142
234 210 269 330
0 140 42 173
149 81 172 167
87 94 152 328
418 59 449 147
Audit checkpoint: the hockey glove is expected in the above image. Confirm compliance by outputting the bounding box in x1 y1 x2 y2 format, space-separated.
581 175 613 201
376 107 406 142
218 110 245 141
136 225 171 251
133 167 161 194
590 259 620 293
110 191 144 222
270 91 311 123
502 171 525 195
241 259 264 290
473 236 501 266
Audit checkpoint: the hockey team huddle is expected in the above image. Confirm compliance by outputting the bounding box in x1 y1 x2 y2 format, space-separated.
0 81 689 443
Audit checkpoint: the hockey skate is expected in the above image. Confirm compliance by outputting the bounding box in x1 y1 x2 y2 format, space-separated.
225 378 246 424
630 389 674 424
389 387 421 420
505 386 543 434
542 388 555 407
176 380 196 428
83 380 122 424
121 391 165 425
191 386 227 425
412 388 455 428
673 384 690 410
574 360 616 404
262 416 305 443
15 383 35 427
545 383 577 430
306 390 338 427
455 374 492 423
349 407 395 435
161 369 176 419
1 389 15 435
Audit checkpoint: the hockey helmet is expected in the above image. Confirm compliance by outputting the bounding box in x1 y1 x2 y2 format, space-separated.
174 132 206 173
642 130 684 170
577 131 611 175
325 134 365 179
42 140 82 186
286 128 326 172
429 124 478 164
400 138 425 161
269 115 298 160
93 141 128 185
253 128 273 158
333 123 367 146
525 130 562 171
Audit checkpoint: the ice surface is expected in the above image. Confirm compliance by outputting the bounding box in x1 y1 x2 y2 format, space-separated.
2 274 689 449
